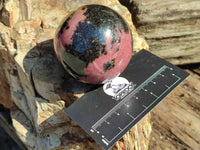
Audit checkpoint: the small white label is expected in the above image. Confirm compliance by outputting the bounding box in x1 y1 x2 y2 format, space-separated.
103 77 135 100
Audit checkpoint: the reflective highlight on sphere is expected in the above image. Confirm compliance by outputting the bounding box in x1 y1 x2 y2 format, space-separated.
54 5 132 84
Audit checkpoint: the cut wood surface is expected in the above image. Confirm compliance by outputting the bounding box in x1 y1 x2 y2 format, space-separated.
120 0 200 65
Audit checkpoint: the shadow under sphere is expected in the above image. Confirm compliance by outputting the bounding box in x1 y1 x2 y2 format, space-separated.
23 39 100 105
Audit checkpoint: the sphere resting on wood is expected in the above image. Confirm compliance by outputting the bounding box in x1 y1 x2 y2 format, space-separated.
54 5 132 84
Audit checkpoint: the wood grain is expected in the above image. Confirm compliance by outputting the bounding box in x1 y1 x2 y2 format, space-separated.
0 50 12 108
120 0 200 65
149 69 200 150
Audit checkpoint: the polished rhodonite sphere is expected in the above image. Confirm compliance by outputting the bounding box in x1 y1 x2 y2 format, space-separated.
54 5 132 84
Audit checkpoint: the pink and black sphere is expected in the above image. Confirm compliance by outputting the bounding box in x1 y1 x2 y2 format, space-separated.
54 5 132 84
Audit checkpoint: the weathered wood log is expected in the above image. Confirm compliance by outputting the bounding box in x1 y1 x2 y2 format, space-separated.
149 69 200 150
0 0 151 150
119 0 200 65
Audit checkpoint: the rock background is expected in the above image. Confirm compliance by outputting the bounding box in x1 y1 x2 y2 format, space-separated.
0 0 151 150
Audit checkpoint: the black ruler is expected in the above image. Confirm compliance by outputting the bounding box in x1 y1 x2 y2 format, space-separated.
65 50 189 150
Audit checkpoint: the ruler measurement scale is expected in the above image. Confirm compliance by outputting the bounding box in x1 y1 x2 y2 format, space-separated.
102 76 181 145
65 50 190 150
91 65 181 145
91 65 168 130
